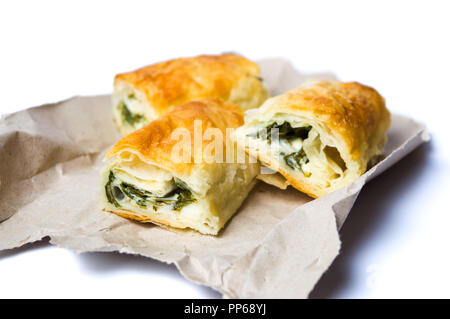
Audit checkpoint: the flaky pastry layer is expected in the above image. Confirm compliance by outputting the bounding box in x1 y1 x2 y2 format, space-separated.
113 53 269 135
102 99 260 234
235 81 391 198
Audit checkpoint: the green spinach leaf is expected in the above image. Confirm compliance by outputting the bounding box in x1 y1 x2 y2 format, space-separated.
107 172 196 211
284 149 309 171
118 101 145 126
251 122 311 143
105 171 120 207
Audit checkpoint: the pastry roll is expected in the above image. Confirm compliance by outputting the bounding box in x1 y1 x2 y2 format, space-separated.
235 81 391 198
113 53 269 135
101 99 259 235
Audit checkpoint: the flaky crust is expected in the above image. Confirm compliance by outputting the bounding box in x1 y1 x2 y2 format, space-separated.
103 98 259 234
262 81 390 163
106 99 244 176
237 81 391 198
107 209 188 229
114 53 268 115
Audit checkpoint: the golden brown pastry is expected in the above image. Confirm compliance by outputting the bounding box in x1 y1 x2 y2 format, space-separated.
113 53 269 135
235 80 391 198
101 99 260 235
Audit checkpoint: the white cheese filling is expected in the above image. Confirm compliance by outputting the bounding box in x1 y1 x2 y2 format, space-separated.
245 119 347 188
104 160 218 233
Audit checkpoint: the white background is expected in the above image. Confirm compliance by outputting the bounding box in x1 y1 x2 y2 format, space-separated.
0 0 449 298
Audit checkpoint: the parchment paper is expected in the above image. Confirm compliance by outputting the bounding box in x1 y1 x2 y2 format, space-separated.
0 59 429 298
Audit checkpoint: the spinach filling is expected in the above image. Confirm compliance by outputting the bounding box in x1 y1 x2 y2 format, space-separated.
251 122 312 173
105 172 196 211
283 149 309 171
105 171 120 207
251 122 312 143
117 101 145 126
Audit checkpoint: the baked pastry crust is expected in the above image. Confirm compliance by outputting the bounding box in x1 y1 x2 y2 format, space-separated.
113 53 269 135
101 99 259 235
235 81 391 198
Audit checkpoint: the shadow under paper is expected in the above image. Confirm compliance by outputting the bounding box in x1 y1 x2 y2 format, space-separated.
310 142 432 299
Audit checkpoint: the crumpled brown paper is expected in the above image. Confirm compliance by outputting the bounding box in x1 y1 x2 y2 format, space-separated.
0 59 429 298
